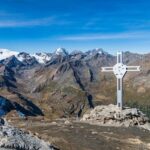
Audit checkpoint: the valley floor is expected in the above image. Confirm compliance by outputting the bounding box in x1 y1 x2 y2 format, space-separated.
8 117 150 150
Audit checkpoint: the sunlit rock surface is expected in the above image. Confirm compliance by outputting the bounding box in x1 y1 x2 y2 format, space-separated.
0 118 56 150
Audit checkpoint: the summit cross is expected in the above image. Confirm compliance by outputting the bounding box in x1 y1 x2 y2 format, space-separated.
101 52 140 109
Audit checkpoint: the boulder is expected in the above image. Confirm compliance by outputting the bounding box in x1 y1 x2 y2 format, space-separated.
0 118 57 150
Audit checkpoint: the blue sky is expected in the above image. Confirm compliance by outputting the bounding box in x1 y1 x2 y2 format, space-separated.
0 0 150 54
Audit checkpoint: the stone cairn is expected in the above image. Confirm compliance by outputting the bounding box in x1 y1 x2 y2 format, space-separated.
81 104 150 131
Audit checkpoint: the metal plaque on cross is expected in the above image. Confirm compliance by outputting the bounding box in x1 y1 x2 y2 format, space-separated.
101 52 140 109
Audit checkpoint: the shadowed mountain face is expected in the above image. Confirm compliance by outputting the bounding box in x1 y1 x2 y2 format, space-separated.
0 48 150 118
0 95 43 117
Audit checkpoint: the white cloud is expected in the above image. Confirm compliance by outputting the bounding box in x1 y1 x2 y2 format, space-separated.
0 17 55 27
59 31 150 40
0 16 71 27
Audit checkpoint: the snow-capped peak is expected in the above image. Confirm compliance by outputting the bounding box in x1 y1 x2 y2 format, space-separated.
0 49 19 60
32 52 52 64
96 48 108 55
55 48 68 56
0 49 52 64
0 49 35 62
88 48 107 55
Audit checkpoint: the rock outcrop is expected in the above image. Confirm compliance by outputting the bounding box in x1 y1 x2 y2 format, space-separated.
81 104 150 130
0 118 56 150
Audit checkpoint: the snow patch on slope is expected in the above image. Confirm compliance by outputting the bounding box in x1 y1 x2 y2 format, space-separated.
32 53 51 64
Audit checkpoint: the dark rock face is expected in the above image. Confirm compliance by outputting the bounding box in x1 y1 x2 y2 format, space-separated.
0 118 5 125
0 96 43 117
0 56 23 68
0 118 56 150
0 97 14 116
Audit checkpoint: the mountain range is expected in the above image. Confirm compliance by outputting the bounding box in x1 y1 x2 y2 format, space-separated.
0 48 149 119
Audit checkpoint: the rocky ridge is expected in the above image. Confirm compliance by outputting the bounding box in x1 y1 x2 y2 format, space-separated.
81 104 150 130
0 118 56 150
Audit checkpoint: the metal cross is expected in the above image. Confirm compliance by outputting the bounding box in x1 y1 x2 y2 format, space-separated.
101 52 140 109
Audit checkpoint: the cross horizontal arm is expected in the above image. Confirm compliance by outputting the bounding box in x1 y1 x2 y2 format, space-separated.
126 66 140 71
101 67 113 72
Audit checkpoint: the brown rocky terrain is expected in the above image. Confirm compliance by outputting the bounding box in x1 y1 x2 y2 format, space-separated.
7 117 150 150
0 49 150 150
0 49 150 119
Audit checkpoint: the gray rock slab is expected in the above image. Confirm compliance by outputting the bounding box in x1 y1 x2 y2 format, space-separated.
0 118 56 150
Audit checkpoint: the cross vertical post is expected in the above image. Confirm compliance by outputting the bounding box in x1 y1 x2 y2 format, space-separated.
117 78 123 108
117 51 122 64
116 52 123 108
101 52 140 109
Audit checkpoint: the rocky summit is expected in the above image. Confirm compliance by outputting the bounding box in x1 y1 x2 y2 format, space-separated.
81 104 150 130
0 118 56 150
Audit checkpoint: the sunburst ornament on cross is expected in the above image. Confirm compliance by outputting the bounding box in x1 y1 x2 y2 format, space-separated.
101 52 140 109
